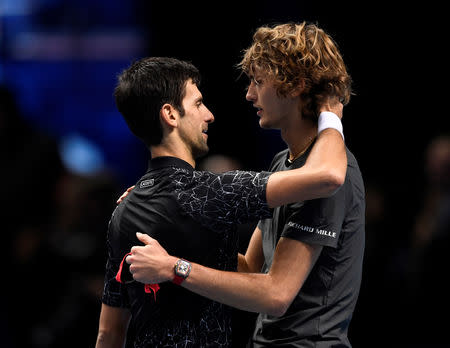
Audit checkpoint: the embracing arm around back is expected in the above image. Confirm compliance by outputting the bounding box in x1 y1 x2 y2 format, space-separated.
128 232 321 317
186 236 322 316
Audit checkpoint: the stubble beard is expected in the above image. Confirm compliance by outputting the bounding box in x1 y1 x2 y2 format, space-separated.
181 130 209 160
192 138 209 159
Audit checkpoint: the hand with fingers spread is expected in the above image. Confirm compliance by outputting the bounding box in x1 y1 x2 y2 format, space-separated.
126 232 176 284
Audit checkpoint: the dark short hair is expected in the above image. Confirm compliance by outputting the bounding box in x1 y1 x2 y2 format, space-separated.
114 57 201 146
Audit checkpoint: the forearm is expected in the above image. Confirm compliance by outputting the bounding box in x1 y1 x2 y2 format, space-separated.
95 331 127 348
95 304 130 348
128 234 318 317
156 253 282 315
182 261 286 316
238 227 264 273
179 238 319 317
305 128 346 181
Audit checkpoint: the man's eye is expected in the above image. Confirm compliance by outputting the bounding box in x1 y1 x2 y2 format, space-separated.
253 78 262 86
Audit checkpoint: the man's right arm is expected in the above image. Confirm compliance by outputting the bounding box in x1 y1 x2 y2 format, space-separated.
127 231 321 316
238 226 264 273
95 303 131 348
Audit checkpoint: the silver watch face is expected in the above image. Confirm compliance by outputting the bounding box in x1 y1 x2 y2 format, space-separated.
176 260 191 277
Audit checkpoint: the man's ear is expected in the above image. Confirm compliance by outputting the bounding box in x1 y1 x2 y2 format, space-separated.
290 79 305 97
160 103 178 128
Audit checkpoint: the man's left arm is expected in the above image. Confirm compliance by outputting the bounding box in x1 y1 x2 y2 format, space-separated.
95 303 131 348
127 232 321 316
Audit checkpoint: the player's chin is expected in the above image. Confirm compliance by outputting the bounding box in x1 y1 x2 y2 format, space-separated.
193 144 209 159
259 118 272 129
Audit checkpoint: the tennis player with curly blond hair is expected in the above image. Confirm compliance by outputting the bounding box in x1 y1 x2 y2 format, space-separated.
126 22 364 347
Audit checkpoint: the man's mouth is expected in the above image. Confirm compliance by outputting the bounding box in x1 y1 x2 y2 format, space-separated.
255 107 262 116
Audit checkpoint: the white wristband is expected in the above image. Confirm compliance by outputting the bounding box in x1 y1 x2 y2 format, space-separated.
318 111 344 140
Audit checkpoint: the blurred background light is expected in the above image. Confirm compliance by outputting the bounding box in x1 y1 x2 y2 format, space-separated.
59 133 105 176
0 0 149 186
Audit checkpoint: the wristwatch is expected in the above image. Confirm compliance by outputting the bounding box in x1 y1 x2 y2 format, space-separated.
173 259 191 285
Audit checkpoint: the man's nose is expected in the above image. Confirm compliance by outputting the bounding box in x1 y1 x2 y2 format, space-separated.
206 108 214 123
246 83 256 102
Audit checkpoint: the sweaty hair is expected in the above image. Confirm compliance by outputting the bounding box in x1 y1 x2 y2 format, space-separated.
114 57 201 146
239 22 352 121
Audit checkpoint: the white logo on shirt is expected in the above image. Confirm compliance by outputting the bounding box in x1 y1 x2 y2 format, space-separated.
140 179 154 188
287 221 336 238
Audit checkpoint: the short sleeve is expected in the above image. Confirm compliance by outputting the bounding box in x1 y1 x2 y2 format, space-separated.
257 218 271 232
177 170 273 231
281 186 346 248
101 217 131 308
101 257 130 308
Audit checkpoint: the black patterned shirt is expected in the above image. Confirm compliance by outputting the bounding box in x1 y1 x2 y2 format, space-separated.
102 156 272 348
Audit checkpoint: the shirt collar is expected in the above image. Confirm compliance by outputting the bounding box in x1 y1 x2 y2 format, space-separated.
147 156 194 172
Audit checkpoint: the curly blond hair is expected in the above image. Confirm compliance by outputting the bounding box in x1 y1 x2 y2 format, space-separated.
239 22 352 121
